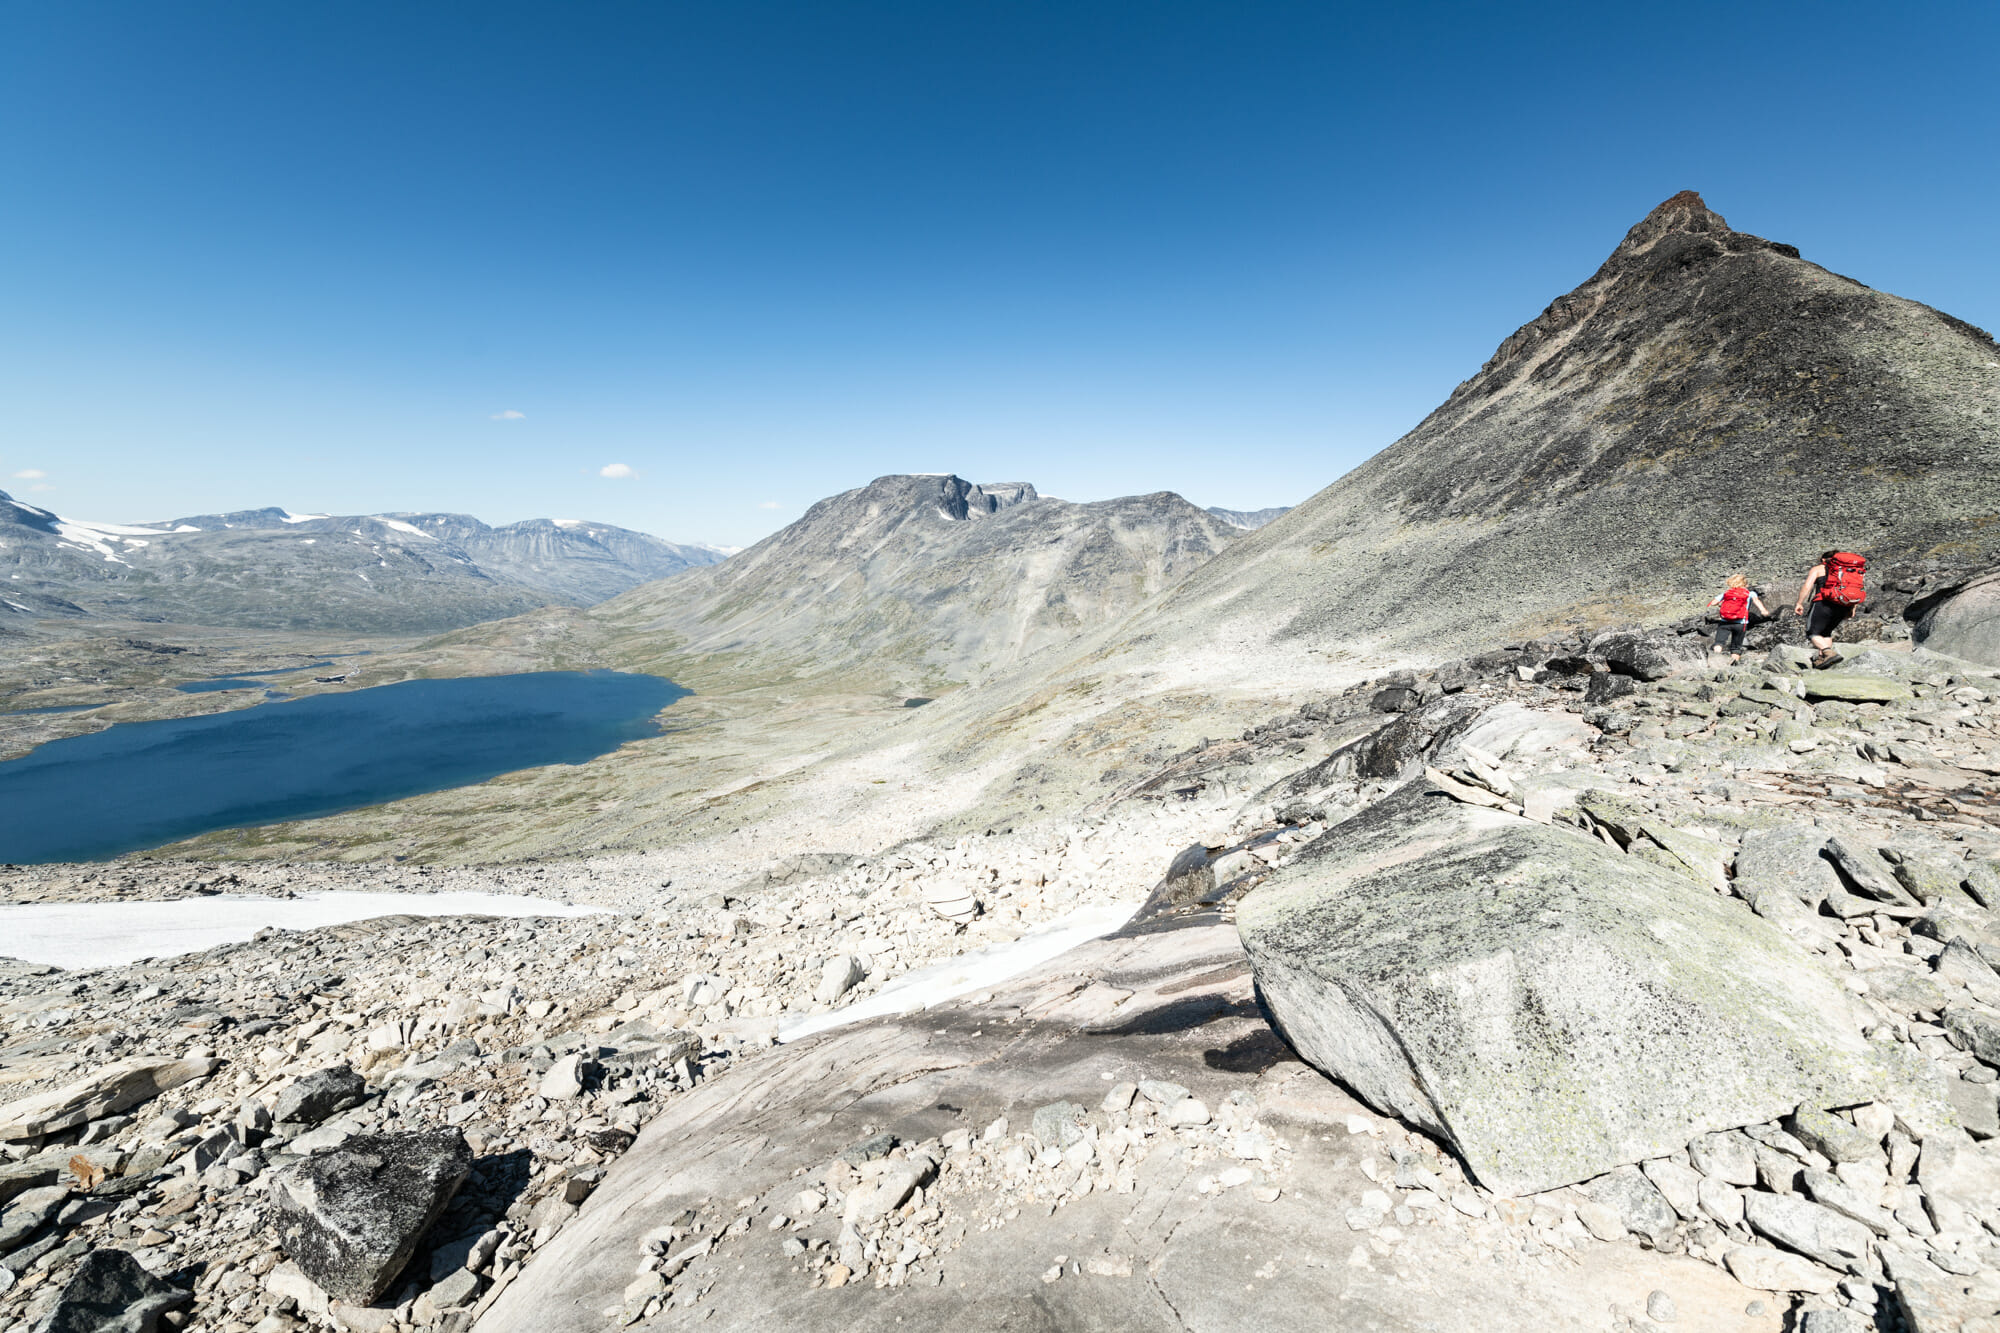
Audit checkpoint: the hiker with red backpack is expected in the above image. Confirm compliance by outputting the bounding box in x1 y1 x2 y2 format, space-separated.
1706 575 1768 664
1793 550 1867 669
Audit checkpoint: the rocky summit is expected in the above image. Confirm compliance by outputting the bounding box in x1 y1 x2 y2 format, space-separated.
5 195 2000 1333
1145 190 2000 659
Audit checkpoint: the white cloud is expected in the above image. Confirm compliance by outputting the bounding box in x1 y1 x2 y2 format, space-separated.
757 500 780 509
489 409 526 420
599 463 636 479
11 470 46 480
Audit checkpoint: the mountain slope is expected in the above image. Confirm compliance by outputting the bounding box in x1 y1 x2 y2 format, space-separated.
0 498 724 633
581 474 1241 692
1151 191 2000 658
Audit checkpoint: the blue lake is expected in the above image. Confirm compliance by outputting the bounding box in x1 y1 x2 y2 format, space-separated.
0 671 688 864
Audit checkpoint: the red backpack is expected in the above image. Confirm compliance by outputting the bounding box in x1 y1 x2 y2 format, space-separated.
1718 587 1750 619
1818 552 1867 606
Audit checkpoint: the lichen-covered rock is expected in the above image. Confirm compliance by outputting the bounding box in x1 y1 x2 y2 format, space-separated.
1800 674 1914 703
1237 784 1899 1195
268 1129 473 1305
1735 825 1844 913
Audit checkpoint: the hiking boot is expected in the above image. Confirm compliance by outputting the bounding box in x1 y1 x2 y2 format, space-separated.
1811 648 1843 670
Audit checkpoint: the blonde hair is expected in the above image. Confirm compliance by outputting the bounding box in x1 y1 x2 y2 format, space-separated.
1725 574 1747 589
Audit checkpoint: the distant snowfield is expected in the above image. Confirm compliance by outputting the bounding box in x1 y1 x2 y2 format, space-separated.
0 891 604 970
776 900 1140 1044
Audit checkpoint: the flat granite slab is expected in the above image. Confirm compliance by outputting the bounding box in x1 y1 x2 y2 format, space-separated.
475 917 1781 1333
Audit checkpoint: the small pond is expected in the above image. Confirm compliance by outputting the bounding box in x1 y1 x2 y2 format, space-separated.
0 671 687 863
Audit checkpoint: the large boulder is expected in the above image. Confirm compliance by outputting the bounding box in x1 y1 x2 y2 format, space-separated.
1236 784 1902 1196
268 1129 473 1305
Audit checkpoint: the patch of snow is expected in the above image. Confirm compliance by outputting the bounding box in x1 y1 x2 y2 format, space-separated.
0 891 604 970
3 600 30 613
373 517 435 540
553 518 582 528
300 539 316 545
280 511 330 523
172 525 202 533
51 517 164 563
777 900 1139 1044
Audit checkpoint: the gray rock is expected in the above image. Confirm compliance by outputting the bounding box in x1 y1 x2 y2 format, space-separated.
1640 1157 1702 1219
1937 941 2000 1008
1735 825 1844 912
28 1248 190 1333
1158 845 1216 907
835 1132 896 1165
268 1129 473 1305
0 1184 68 1253
815 955 866 1007
1581 1166 1676 1247
1029 1102 1086 1150
1137 1080 1189 1105
1742 1191 1874 1273
1576 789 1648 848
1883 847 1974 907
1798 1310 1869 1333
1914 1128 2000 1214
1787 1108 1880 1165
0 1057 218 1141
274 1066 368 1125
0 1159 60 1210
1237 784 1894 1194
1594 634 1673 682
1645 1290 1676 1323
1724 1244 1840 1294
1801 674 1914 704
1823 837 1913 905
538 1054 594 1101
429 1266 481 1310
1688 1131 1757 1186
1799 1170 1893 1236
1944 1076 1998 1139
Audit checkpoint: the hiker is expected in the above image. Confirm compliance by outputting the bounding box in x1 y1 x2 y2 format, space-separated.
1706 574 1767 664
1793 549 1867 669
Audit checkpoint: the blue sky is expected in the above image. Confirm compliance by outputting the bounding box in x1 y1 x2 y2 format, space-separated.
3 2 1995 548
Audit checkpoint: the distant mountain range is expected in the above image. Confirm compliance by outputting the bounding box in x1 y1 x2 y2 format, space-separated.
0 499 729 634
1203 505 1290 530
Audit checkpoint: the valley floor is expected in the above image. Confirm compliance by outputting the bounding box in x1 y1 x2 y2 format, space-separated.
4 637 2000 1330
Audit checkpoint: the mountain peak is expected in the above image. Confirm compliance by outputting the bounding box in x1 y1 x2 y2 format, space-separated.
1611 189 1731 258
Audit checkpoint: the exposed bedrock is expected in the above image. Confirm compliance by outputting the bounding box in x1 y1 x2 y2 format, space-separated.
1236 783 1941 1196
1913 568 2000 669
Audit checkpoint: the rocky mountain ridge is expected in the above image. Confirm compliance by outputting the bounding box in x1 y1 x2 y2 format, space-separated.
0 497 725 635
574 473 1244 695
